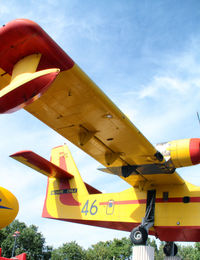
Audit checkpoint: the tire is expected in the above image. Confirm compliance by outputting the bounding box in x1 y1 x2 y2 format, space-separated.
163 242 178 256
130 226 148 245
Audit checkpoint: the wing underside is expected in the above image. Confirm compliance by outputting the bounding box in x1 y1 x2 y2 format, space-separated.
0 19 185 187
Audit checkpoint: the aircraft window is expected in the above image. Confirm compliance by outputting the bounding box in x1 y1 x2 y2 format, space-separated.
163 192 169 201
183 196 190 203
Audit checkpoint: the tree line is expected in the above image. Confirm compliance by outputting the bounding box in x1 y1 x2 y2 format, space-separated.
0 220 200 259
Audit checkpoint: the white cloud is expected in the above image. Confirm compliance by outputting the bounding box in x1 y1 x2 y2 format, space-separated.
138 76 190 99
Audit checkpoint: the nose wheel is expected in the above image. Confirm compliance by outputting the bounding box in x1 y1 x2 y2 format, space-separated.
163 242 178 256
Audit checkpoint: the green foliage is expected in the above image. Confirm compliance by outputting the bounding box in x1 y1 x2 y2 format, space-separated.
2 220 200 260
85 237 132 260
51 241 86 260
109 237 132 260
177 243 200 260
154 241 165 260
0 220 52 260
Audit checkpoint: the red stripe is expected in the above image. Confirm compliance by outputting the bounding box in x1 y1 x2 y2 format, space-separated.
189 138 200 165
42 178 53 218
99 199 146 206
100 197 200 205
156 197 182 203
59 155 81 206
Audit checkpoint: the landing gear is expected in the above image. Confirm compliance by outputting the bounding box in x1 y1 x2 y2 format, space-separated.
163 242 178 257
130 190 156 245
130 226 148 245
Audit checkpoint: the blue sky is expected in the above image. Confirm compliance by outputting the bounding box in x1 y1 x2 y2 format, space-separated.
1 0 200 249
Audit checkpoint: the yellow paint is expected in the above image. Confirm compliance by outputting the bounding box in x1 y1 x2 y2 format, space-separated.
0 54 60 97
0 68 11 91
25 64 162 172
167 139 192 167
0 186 19 229
155 182 200 227
43 145 200 228
24 65 188 187
11 53 42 82
51 145 88 198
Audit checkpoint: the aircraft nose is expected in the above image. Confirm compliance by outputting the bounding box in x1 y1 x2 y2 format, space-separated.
0 187 19 229
189 138 200 165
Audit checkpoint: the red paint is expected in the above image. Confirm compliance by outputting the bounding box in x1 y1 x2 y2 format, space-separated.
85 183 102 194
154 226 200 242
99 199 146 206
44 215 200 242
100 197 200 206
58 155 81 206
156 197 200 203
0 248 26 259
156 197 183 203
0 70 59 114
42 178 53 219
0 19 74 75
59 155 67 171
189 138 200 165
45 216 140 232
10 150 72 179
59 178 81 206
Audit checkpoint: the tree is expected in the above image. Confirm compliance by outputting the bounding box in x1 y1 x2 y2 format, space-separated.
85 237 132 260
178 244 196 260
147 238 158 255
0 220 52 260
51 241 86 260
109 237 132 260
86 241 112 260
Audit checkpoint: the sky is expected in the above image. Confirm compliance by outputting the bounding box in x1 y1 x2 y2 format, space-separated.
1 0 200 249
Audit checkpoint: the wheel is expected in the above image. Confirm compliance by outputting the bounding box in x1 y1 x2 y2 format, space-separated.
163 242 178 256
130 226 148 245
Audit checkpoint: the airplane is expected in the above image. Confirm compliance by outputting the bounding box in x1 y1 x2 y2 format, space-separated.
0 18 200 256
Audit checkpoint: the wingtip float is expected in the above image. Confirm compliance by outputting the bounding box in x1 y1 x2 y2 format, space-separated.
0 18 74 113
2 19 200 257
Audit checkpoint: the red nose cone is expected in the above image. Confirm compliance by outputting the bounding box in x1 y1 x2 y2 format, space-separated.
189 138 200 165
0 71 59 114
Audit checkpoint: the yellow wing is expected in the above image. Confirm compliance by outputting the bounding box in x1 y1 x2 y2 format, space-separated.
24 65 184 187
0 19 185 187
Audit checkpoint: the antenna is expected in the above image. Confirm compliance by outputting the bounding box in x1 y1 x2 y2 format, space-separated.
197 112 200 125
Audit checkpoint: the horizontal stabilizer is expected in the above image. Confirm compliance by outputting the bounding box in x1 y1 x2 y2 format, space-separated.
11 149 102 194
10 151 73 179
99 163 175 178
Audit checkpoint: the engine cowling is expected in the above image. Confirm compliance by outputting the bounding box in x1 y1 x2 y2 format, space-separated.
156 138 200 168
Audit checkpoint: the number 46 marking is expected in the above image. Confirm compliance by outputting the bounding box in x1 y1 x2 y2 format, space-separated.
81 200 98 215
